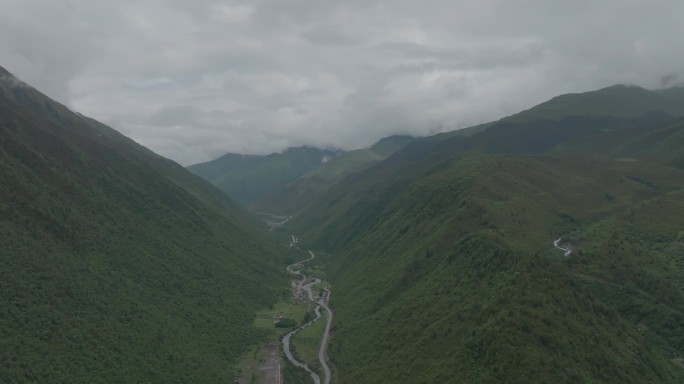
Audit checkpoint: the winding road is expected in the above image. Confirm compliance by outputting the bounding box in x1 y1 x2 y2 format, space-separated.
283 249 334 384
317 289 333 383
553 237 572 256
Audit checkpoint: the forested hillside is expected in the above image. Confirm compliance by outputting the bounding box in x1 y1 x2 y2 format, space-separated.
255 135 414 215
289 85 684 383
6 1 684 383
0 67 289 382
188 146 340 207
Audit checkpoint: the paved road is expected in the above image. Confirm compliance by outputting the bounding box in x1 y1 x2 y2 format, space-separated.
282 250 334 384
553 237 572 256
286 246 314 276
317 289 333 384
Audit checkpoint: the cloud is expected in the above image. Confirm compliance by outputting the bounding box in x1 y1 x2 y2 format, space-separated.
1 0 684 165
0 73 31 89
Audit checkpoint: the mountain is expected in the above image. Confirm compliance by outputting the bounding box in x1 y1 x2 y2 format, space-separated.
188 146 340 207
10 68 684 383
556 116 684 168
255 135 414 215
506 84 684 122
287 84 684 383
0 67 289 382
428 84 684 143
301 157 684 383
188 136 414 215
195 85 684 216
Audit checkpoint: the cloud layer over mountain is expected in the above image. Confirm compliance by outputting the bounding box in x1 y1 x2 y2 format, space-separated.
2 0 683 164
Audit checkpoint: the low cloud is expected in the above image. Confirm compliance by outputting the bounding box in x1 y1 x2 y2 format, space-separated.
0 74 31 89
1 0 683 165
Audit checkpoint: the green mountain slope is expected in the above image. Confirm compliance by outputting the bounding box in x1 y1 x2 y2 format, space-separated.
287 85 684 382
556 116 684 168
0 67 288 382
187 146 340 207
255 135 413 215
417 85 684 144
295 153 684 383
193 84 684 216
507 84 684 122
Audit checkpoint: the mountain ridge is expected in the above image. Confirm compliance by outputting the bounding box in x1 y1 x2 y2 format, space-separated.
190 83 684 216
281 83 684 382
254 135 415 215
188 145 341 207
0 66 289 382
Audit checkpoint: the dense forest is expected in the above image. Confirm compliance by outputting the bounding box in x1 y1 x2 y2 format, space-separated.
5 67 684 383
0 67 291 382
271 85 684 383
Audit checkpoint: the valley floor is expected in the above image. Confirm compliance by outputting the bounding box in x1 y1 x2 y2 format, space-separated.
235 241 334 384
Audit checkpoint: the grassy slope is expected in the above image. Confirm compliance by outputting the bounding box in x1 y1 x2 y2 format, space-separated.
0 71 289 382
295 153 684 383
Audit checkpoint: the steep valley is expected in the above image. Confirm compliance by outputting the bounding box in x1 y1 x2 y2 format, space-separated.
0 68 292 382
291 153 684 383
277 87 684 383
183 82 684 383
5 63 684 384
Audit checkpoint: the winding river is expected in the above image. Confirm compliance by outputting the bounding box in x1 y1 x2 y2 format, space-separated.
283 249 333 384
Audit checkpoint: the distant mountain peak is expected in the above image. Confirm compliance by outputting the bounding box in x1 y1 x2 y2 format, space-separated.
281 145 340 154
544 84 647 102
601 83 643 90
504 83 684 123
188 145 345 206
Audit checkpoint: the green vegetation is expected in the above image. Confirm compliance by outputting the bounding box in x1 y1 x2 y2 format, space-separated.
0 67 290 382
283 358 314 384
7 64 684 382
255 136 413 215
557 116 684 168
275 318 297 328
254 300 309 330
232 344 266 383
188 146 341 207
506 84 684 122
292 311 327 365
286 85 684 383
190 135 414 215
293 154 684 383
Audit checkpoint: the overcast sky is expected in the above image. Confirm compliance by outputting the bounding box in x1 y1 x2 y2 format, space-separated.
1 0 683 165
